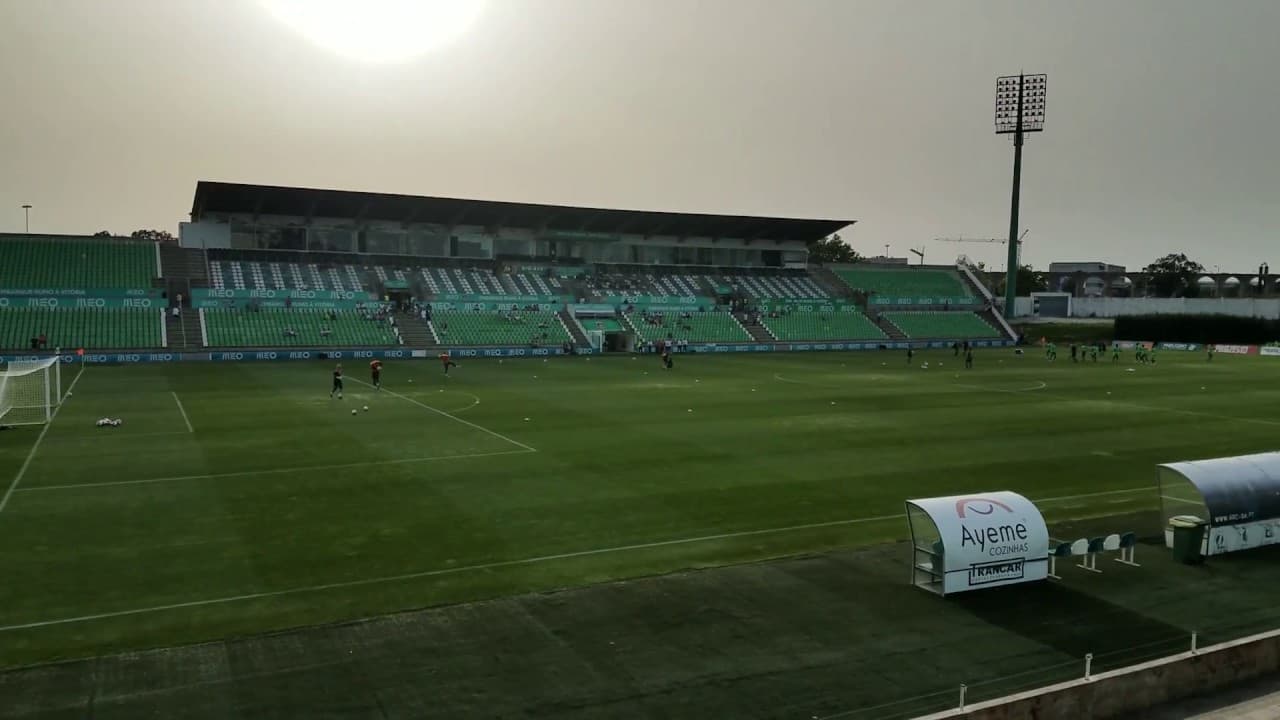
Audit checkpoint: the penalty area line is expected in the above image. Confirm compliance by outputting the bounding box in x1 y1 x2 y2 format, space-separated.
348 377 535 452
16 448 535 492
0 485 1153 633
0 365 87 515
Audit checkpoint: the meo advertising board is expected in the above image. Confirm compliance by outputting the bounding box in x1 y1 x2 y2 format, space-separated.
906 491 1049 595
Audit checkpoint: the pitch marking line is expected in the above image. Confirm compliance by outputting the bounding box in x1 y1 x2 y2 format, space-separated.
955 380 1048 394
348 378 535 452
0 365 86 515
0 486 1151 633
16 449 536 493
172 392 194 433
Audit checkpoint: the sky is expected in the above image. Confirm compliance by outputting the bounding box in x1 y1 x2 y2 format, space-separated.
1 0 1277 273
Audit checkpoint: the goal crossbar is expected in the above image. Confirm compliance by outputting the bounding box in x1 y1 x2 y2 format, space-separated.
0 357 62 426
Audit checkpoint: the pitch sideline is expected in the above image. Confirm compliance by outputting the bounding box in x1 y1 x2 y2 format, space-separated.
0 485 1152 633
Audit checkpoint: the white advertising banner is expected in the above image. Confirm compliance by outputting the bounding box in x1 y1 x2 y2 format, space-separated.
908 491 1050 594
1213 344 1254 355
1260 347 1280 358
1208 520 1280 555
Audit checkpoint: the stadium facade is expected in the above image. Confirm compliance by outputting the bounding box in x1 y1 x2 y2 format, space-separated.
182 182 847 269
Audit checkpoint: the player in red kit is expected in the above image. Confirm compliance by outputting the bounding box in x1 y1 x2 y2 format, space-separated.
369 359 383 390
439 352 457 375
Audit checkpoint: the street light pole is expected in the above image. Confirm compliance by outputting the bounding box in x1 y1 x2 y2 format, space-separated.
21 204 32 233
995 74 1046 319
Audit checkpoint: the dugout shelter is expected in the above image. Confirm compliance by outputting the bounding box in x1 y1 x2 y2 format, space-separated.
1157 452 1280 556
906 491 1050 596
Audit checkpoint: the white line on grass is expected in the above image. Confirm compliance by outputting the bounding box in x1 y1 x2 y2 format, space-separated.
17 448 536 492
171 391 194 433
0 365 86 515
348 377 535 452
955 380 1048 394
0 485 1153 633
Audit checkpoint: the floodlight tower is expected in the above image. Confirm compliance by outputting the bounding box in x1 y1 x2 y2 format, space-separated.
995 73 1046 318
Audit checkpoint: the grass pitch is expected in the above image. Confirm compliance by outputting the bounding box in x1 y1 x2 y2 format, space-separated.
2 349 1280 717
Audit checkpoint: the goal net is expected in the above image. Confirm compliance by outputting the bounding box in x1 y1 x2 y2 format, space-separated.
0 357 62 426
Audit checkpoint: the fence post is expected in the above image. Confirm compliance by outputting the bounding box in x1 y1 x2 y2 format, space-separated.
1191 632 1198 653
1084 653 1093 679
959 684 967 710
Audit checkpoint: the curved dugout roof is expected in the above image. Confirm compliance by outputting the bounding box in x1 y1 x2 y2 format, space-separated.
1159 451 1280 522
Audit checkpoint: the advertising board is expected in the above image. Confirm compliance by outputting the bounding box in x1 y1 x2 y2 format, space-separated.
1213 344 1255 355
0 296 160 309
1208 520 1280 555
1259 346 1280 357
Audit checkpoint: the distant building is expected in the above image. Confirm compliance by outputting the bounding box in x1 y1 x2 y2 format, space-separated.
1047 262 1129 298
1048 261 1125 274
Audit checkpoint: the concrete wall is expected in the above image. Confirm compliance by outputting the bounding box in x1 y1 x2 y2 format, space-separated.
917 628 1280 720
1070 297 1280 319
1010 297 1280 319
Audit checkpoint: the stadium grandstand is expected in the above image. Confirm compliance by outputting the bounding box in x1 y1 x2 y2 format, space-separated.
0 183 1013 354
0 233 165 351
165 182 1012 351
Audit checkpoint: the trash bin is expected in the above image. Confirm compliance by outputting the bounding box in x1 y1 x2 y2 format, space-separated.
1170 516 1206 565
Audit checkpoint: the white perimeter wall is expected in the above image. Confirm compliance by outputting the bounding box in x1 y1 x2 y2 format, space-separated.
1071 297 1280 319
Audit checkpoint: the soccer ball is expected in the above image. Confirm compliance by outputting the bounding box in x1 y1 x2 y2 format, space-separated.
362 406 369 412
351 409 357 416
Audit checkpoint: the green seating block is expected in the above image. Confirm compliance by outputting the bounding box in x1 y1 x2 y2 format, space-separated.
882 312 1000 339
432 311 570 346
626 311 750 343
203 309 397 347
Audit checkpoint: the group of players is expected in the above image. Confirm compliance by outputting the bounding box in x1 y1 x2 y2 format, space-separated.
329 352 459 399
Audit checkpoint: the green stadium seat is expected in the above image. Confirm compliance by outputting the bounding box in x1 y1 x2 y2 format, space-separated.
626 311 750 343
0 307 162 349
761 312 886 341
203 308 397 347
0 237 155 289
835 268 973 302
882 312 1000 339
432 311 570 346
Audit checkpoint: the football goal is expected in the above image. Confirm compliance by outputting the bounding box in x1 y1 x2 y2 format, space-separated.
0 357 63 426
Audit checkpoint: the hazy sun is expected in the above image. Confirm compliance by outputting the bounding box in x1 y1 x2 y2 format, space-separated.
261 0 485 64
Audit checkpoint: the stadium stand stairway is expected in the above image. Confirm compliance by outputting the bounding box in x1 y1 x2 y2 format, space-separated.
869 311 908 341
737 313 776 342
557 309 590 347
158 245 210 302
808 266 858 299
395 312 436 349
163 310 203 350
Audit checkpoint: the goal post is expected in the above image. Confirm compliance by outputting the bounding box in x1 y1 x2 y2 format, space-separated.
0 357 63 426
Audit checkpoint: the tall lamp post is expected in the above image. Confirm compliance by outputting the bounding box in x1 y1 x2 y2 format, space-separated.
21 204 32 233
995 74 1046 318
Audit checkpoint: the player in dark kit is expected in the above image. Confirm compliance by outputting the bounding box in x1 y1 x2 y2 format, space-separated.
330 363 344 399
661 349 673 369
439 352 457 375
369 359 383 390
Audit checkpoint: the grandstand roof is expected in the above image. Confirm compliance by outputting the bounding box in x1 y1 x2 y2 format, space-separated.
190 182 852 243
